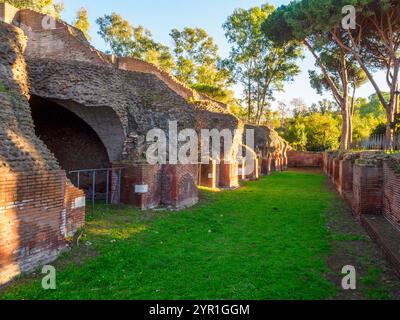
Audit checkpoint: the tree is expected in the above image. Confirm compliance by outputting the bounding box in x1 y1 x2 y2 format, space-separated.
285 119 308 150
96 13 175 73
96 13 133 56
170 27 228 87
308 49 367 146
352 94 386 142
267 0 400 148
291 98 308 118
224 4 302 124
1 0 64 17
359 93 388 119
73 7 90 41
325 0 400 148
306 113 341 151
284 112 341 151
263 2 361 150
310 99 339 115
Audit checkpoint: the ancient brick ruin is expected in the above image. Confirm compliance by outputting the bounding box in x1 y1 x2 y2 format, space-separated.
322 151 400 275
287 149 400 274
287 150 322 168
0 3 288 284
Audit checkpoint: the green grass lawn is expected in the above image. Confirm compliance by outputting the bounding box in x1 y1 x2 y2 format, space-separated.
0 171 354 299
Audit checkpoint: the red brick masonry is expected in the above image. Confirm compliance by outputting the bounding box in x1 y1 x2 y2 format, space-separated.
352 164 383 216
287 151 323 168
322 152 400 275
383 161 400 228
0 170 85 284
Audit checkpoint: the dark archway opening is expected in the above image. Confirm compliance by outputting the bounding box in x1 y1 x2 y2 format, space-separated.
30 96 110 173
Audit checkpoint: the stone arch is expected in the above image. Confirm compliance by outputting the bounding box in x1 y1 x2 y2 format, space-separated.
29 97 107 172
50 99 125 162
30 96 125 164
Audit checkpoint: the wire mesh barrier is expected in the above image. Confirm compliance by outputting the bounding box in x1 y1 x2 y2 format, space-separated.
353 134 400 151
69 168 123 214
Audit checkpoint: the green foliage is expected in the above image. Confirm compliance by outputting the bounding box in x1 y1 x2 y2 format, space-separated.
2 172 396 300
169 28 234 107
1 0 64 17
359 93 388 119
281 92 389 150
73 7 91 41
223 4 302 124
305 113 341 151
0 81 8 92
170 28 220 84
0 173 339 300
96 13 175 73
353 93 387 139
285 121 308 151
310 99 339 115
284 111 341 152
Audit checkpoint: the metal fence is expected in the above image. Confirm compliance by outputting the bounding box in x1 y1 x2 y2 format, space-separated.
69 167 123 214
354 134 400 151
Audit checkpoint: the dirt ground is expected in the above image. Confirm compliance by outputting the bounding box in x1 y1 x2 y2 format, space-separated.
324 178 400 300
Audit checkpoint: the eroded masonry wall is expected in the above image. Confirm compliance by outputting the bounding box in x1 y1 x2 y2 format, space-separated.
0 22 85 285
383 160 400 228
322 152 400 230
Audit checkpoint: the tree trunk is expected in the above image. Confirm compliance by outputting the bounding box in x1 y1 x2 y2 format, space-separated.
387 64 400 149
386 110 395 150
348 85 356 148
247 78 252 122
348 109 353 149
341 108 350 150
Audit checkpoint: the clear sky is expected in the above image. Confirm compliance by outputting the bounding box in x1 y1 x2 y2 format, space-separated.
61 0 388 110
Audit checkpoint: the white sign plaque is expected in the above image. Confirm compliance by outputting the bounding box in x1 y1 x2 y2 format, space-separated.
135 185 149 194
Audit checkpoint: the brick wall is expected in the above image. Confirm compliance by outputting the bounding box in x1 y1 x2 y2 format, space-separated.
333 158 340 187
328 156 334 178
352 164 383 216
287 151 323 168
63 181 86 237
322 152 328 174
161 164 199 209
120 164 162 210
18 9 109 65
219 161 239 189
338 159 354 204
262 157 272 176
199 161 219 189
0 170 85 285
383 160 400 229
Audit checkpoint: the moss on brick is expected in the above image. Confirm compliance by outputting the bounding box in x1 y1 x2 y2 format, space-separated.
0 81 8 92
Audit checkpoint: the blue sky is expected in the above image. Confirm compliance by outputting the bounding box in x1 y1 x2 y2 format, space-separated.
61 0 387 110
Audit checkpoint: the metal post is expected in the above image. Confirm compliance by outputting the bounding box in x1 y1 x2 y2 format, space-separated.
92 170 96 215
77 171 80 189
106 169 109 205
118 169 122 205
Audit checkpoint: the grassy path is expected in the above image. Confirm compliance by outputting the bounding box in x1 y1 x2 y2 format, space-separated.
1 171 399 300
